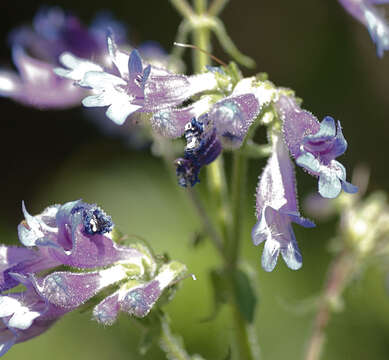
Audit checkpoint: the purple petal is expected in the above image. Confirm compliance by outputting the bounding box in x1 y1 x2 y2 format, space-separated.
304 116 336 141
151 96 212 138
144 72 216 111
128 49 143 75
338 0 389 57
33 271 102 308
255 135 299 214
211 93 260 148
252 135 313 271
93 292 120 325
120 280 161 318
6 47 85 109
276 95 320 159
51 221 143 268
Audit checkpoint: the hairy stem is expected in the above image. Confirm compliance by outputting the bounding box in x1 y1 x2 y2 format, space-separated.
304 251 355 360
152 134 225 259
186 186 226 259
159 313 192 360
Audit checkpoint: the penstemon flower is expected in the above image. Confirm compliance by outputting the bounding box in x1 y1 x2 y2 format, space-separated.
55 33 218 125
276 95 357 199
0 7 127 108
172 76 276 186
251 134 315 272
338 0 389 57
0 200 187 356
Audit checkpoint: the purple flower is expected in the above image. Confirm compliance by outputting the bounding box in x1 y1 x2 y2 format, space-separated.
276 95 357 199
152 76 275 141
93 261 187 324
175 115 222 187
55 34 218 125
338 0 389 57
0 200 187 355
0 7 127 108
0 274 67 356
251 135 315 272
173 77 276 187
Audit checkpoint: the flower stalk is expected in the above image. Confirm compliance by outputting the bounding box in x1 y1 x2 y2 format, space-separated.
304 251 355 360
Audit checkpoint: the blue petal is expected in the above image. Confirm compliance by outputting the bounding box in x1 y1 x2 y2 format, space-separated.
341 179 358 194
318 171 342 199
332 121 347 158
280 230 302 271
128 49 143 75
141 65 151 89
285 211 316 228
261 238 280 272
296 152 321 174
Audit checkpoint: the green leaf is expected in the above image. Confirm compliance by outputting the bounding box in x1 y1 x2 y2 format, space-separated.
231 269 257 323
202 268 229 321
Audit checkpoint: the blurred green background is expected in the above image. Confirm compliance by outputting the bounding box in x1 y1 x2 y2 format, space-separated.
1 0 389 359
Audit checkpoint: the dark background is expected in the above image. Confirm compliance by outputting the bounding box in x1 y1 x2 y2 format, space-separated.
0 1 389 359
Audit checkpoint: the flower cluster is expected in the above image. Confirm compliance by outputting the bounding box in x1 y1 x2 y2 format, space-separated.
0 200 186 356
48 27 357 271
0 7 358 277
338 0 389 57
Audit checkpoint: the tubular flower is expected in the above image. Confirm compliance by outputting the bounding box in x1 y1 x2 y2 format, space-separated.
251 135 315 272
0 7 127 108
0 200 187 356
55 33 218 125
173 76 276 187
276 95 357 199
338 0 389 57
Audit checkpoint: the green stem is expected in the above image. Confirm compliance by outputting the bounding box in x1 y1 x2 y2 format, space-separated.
159 313 192 360
304 251 355 360
208 0 230 16
186 186 226 259
211 18 255 68
232 306 260 360
152 134 225 259
169 0 196 19
192 0 211 72
227 149 247 267
207 157 231 244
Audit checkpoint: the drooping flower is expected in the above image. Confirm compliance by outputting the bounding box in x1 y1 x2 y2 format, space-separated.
251 135 315 272
276 95 357 199
338 0 389 57
0 7 127 108
0 200 187 356
55 33 218 125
